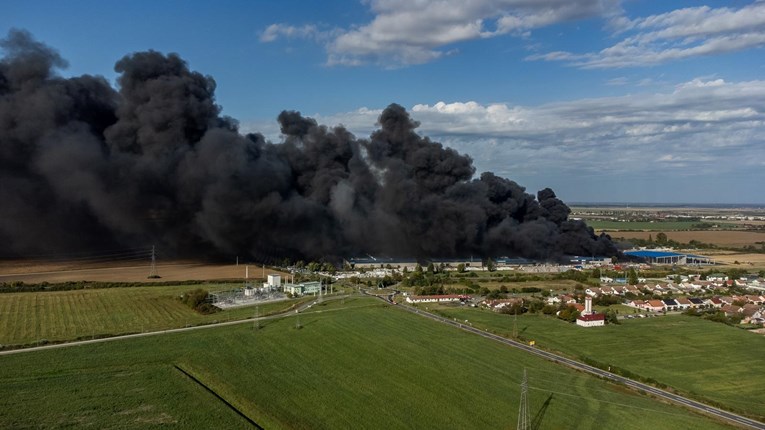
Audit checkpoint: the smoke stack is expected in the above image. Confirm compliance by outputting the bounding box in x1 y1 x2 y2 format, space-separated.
585 296 592 315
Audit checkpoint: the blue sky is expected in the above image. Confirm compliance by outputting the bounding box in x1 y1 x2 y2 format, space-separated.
3 0 765 204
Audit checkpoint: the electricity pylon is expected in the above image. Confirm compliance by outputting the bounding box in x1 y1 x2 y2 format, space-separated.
517 368 530 430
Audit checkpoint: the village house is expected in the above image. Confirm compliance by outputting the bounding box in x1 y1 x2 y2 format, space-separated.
407 294 469 304
708 274 729 282
585 287 602 297
645 300 665 312
741 304 762 318
706 297 723 308
481 297 523 311
721 304 742 317
675 298 692 310
628 299 646 309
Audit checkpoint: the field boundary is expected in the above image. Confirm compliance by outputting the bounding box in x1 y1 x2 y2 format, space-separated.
174 364 263 429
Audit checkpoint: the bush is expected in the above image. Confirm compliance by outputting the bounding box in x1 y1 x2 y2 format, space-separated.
179 289 219 314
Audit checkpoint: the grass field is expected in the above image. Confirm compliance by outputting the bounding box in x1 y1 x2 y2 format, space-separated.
431 306 765 420
0 285 311 347
604 230 765 248
0 298 734 429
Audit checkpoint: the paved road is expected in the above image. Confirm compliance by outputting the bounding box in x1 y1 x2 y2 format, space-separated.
369 293 765 430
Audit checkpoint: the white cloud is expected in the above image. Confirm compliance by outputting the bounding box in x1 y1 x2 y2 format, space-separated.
262 0 618 66
531 2 765 68
259 23 339 44
242 78 765 184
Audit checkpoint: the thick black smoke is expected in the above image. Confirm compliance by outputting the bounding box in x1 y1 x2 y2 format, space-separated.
0 30 617 262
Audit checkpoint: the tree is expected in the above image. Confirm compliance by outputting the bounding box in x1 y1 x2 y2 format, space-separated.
486 258 496 272
656 232 668 244
457 263 466 273
628 268 639 285
605 309 620 325
648 234 653 243
426 262 435 274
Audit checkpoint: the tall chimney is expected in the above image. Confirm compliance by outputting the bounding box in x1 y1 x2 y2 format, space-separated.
585 296 592 315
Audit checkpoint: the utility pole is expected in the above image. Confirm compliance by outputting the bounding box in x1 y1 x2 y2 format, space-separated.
517 368 530 430
295 309 301 329
148 245 158 278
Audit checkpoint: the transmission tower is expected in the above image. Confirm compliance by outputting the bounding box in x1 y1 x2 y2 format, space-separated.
517 368 530 430
148 245 158 278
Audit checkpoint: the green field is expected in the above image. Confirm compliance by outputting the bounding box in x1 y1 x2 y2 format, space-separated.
0 285 311 347
0 298 735 429
432 306 765 420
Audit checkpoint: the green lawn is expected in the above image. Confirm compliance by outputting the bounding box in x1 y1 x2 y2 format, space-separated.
0 285 311 347
432 306 765 420
0 298 735 429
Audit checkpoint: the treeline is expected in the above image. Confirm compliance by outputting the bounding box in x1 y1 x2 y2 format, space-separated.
683 307 743 326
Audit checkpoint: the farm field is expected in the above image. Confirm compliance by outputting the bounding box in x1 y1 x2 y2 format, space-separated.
0 298 734 429
0 285 310 347
431 306 765 420
606 230 765 248
586 220 736 231
0 260 282 283
709 252 765 266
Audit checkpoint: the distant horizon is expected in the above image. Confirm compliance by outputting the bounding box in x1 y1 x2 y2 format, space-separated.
569 202 765 209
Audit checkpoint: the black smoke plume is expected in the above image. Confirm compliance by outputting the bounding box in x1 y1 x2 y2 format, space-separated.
0 30 617 262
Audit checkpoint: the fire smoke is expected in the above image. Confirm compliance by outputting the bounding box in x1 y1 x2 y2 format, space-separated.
0 30 617 262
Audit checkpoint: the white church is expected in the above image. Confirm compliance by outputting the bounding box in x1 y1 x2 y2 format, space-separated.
576 296 605 327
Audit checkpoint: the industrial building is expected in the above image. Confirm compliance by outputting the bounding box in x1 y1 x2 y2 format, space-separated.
625 250 714 265
263 274 281 290
283 281 321 296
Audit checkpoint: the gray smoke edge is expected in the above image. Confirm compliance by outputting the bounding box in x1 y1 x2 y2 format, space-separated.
0 29 618 263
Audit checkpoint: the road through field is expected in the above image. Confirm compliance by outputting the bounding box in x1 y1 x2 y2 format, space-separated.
368 293 765 430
